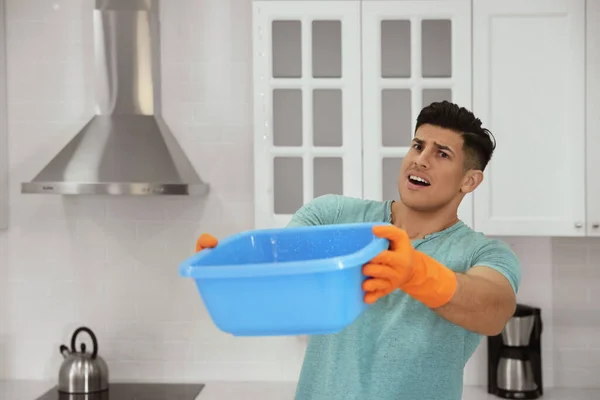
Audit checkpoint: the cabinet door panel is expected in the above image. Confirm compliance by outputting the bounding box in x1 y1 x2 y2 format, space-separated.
253 1 362 228
587 0 600 236
362 0 473 228
0 0 7 231
473 0 586 236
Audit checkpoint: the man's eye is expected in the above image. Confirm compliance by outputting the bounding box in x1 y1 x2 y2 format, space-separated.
440 151 448 158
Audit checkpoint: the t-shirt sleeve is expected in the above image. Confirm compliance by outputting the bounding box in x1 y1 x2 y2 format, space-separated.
286 194 342 227
471 239 522 294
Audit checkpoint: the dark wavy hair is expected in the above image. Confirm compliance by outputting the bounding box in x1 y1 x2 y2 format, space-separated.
415 101 496 171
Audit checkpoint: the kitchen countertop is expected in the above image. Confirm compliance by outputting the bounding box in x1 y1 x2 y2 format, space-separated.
2 379 599 400
0 380 54 400
197 382 600 400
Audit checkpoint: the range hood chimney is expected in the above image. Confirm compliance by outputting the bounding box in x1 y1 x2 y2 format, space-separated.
21 0 209 196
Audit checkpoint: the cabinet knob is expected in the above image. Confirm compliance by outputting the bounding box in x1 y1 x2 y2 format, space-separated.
575 222 583 228
593 223 600 229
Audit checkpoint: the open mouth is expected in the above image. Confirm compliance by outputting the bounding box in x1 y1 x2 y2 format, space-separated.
408 175 431 187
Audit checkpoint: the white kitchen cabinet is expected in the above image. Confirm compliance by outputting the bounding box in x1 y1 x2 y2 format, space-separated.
0 0 7 231
586 0 600 237
252 0 595 237
252 0 473 229
472 0 586 236
253 1 363 228
361 0 473 228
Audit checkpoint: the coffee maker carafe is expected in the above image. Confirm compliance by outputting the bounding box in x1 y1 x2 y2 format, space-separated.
488 304 543 399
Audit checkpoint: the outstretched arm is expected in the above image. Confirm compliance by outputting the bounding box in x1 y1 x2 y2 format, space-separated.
363 225 521 336
195 194 342 249
285 194 341 227
433 267 516 335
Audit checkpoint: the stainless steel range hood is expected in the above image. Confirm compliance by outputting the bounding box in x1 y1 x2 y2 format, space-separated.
21 0 209 196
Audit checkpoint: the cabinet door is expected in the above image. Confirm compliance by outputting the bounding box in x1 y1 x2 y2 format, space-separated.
473 0 586 236
253 1 362 229
587 0 600 237
0 0 7 231
361 0 473 228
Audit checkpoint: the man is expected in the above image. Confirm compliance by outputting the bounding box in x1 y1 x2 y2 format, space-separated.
196 101 521 400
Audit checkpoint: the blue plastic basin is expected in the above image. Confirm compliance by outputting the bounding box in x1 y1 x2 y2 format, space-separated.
179 222 390 336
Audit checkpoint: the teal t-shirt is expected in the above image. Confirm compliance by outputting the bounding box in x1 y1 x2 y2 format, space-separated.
287 194 521 400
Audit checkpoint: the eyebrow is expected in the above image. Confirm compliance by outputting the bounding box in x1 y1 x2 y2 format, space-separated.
413 138 455 156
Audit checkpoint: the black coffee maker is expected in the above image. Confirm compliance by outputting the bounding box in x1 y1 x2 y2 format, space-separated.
488 304 543 399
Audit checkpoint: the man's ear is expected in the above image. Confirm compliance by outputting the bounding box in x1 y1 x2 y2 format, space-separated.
461 170 484 194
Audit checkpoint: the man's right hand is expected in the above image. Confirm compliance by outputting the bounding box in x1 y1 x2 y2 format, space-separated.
196 233 218 252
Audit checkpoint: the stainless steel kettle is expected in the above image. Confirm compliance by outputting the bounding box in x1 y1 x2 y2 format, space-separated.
58 326 109 394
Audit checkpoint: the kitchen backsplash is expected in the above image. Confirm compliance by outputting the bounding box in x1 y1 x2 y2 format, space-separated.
0 0 598 388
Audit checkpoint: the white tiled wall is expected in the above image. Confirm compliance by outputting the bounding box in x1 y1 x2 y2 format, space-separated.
465 237 600 388
0 0 599 389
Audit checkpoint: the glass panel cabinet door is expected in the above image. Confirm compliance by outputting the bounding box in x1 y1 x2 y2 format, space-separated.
253 1 362 228
361 0 473 227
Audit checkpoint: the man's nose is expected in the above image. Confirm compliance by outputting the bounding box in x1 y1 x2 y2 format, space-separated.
414 150 431 168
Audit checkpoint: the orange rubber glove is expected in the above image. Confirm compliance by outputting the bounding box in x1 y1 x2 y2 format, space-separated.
196 233 218 252
362 225 457 308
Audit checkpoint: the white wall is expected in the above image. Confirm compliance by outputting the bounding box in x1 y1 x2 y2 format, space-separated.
465 236 600 388
0 0 598 388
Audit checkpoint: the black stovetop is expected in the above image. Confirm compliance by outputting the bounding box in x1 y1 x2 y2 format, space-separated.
36 383 204 400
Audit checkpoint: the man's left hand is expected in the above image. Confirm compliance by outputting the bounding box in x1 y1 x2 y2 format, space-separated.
362 224 458 308
362 225 417 304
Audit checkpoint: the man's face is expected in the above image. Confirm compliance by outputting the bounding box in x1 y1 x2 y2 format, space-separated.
398 124 482 212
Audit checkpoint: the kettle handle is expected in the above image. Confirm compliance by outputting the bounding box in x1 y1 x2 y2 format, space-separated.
59 345 70 358
70 327 98 359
